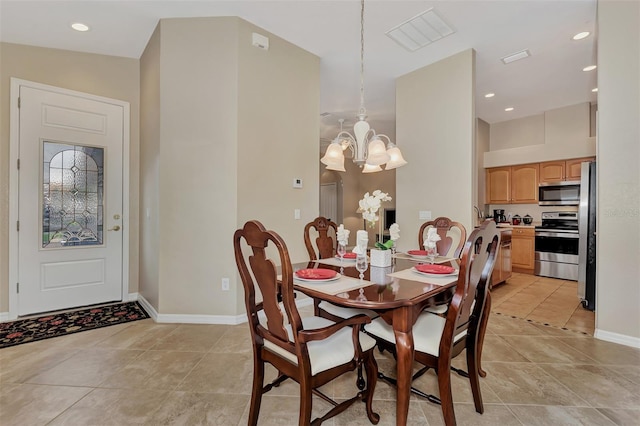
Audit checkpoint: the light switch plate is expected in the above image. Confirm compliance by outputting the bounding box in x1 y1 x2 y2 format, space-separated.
419 210 432 220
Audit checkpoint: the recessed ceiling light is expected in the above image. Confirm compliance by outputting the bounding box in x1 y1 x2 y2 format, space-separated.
71 22 90 32
592 88 598 92
505 107 514 112
484 93 495 98
583 65 597 72
572 31 590 40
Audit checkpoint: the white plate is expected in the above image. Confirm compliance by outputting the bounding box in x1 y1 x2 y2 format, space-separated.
406 252 429 260
412 267 458 278
294 272 342 283
335 255 356 262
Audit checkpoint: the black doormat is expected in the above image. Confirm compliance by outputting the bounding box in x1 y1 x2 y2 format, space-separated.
0 301 150 349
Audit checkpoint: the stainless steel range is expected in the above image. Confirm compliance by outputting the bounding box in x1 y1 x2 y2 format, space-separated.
534 212 579 281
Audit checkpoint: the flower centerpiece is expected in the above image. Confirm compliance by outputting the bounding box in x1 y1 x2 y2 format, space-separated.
359 190 394 266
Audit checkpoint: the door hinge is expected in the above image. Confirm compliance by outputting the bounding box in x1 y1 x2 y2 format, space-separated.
16 221 19 231
17 283 19 294
17 158 20 170
17 97 21 108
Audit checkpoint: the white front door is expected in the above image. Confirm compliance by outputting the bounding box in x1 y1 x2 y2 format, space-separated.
15 83 126 316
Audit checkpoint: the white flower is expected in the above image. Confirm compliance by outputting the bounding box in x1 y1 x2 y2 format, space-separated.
358 190 392 227
389 223 400 241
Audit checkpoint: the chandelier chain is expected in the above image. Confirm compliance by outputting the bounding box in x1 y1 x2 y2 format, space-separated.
359 0 366 116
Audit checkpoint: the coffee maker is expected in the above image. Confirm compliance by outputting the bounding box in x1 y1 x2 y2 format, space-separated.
493 209 506 223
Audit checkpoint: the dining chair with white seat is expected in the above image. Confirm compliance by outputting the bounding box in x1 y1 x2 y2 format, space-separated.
365 220 500 426
304 216 378 322
234 220 380 426
418 216 467 259
418 217 468 316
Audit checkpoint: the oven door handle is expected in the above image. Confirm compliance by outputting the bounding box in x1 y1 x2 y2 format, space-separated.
535 231 579 238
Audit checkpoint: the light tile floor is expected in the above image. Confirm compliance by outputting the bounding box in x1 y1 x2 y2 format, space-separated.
1 299 638 425
491 273 596 335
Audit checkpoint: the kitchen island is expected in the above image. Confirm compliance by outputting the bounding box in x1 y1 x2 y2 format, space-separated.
491 226 512 286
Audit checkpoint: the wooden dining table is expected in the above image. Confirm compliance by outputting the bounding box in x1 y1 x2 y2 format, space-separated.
292 255 460 426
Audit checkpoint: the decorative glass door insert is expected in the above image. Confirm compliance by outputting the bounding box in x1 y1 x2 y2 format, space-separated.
42 141 104 248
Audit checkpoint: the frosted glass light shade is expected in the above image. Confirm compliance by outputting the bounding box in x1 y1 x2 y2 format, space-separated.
320 142 346 171
366 139 391 166
385 146 408 170
362 163 383 173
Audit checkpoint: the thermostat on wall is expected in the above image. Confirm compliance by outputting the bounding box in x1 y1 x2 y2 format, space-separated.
293 178 303 189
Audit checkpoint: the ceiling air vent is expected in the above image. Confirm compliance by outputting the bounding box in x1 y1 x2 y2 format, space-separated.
386 8 455 52
501 49 531 64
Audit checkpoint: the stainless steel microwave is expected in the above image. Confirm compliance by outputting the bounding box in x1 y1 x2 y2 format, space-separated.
538 181 581 206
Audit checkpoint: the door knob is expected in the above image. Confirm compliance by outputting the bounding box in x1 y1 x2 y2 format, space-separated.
108 225 121 231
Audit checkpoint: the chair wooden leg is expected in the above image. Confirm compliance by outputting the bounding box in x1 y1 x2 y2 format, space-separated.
467 340 484 414
299 380 313 426
437 357 456 426
477 293 491 378
313 298 321 317
249 356 264 426
363 351 380 424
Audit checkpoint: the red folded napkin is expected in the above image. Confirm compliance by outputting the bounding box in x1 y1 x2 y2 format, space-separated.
343 252 357 259
295 269 337 280
408 250 428 256
415 264 455 274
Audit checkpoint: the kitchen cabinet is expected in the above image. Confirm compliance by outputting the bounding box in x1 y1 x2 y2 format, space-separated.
486 167 511 204
486 163 538 204
511 164 539 203
565 157 595 180
491 230 512 286
512 227 535 273
540 157 595 183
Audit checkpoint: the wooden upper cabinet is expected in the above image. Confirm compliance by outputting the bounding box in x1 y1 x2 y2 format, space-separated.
486 167 511 204
539 161 565 183
486 157 593 204
566 157 595 180
540 157 595 182
511 163 539 203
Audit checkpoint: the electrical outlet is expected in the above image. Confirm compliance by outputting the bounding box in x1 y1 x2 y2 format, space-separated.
221 278 230 291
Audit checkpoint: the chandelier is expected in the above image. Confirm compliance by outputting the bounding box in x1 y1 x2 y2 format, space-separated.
321 0 407 173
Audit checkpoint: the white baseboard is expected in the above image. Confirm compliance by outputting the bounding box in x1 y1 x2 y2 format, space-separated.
137 294 314 325
127 292 139 302
0 312 9 322
595 328 640 349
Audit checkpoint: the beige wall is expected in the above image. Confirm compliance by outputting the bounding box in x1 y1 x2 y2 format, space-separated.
236 18 320 312
138 17 319 317
476 118 490 213
395 49 476 252
491 114 545 151
139 25 161 310
485 103 596 168
0 42 140 312
595 0 640 342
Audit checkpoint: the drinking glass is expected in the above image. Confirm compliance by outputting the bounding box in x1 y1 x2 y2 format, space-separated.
426 246 437 264
337 243 346 274
355 254 368 281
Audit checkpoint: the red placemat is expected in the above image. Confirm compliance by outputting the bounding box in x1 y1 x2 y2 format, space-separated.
408 250 428 256
295 269 338 280
415 264 455 274
343 252 357 259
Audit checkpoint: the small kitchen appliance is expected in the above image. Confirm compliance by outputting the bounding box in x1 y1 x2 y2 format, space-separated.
493 209 506 223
